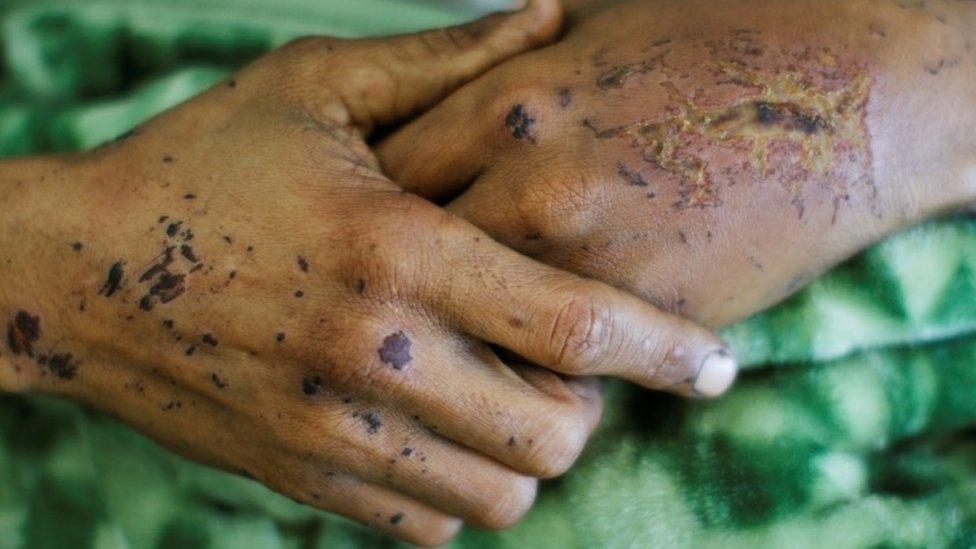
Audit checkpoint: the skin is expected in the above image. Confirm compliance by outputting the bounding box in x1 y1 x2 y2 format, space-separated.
380 0 976 329
0 1 737 545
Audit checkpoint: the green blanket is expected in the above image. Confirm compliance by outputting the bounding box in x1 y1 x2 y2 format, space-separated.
3 1 976 547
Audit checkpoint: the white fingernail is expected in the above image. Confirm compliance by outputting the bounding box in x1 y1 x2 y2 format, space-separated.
693 349 738 397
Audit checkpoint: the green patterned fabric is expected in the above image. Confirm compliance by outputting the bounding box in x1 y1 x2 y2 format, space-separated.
3 1 976 547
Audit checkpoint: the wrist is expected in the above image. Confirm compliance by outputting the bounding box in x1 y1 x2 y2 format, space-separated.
0 155 98 395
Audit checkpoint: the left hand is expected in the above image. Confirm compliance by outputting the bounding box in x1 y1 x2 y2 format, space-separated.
378 0 976 328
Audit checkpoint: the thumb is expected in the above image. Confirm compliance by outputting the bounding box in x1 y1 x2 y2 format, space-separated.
295 0 562 132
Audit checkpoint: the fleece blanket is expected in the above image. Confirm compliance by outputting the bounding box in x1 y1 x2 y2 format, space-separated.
2 1 976 547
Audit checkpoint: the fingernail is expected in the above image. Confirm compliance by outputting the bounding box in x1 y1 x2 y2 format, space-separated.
506 0 529 11
693 348 738 398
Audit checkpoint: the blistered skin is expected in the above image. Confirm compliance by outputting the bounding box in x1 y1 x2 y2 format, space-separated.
380 0 976 327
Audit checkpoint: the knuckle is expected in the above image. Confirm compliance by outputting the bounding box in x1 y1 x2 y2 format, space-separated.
522 408 589 478
547 292 616 373
478 474 538 530
514 176 594 240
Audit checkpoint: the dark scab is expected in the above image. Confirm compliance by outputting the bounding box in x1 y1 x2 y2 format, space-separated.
185 346 196 356
401 448 413 457
227 79 237 89
211 373 227 389
294 290 304 298
508 436 517 447
302 376 323 395
138 296 154 311
618 164 649 187
7 311 41 357
162 319 174 330
159 215 169 224
202 333 218 347
47 353 78 380
276 332 286 343
165 222 182 237
149 272 186 304
223 236 233 244
162 155 174 163
99 261 125 297
557 88 573 108
298 256 309 272
183 194 196 200
71 242 83 252
162 400 182 411
356 279 366 294
389 513 404 525
179 245 198 263
505 104 538 144
378 331 412 370
508 317 525 328
361 411 383 434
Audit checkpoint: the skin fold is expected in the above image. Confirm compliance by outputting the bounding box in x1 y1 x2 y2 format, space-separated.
379 0 976 329
0 1 740 545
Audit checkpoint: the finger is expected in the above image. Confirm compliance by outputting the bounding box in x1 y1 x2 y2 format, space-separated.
297 316 601 479
290 0 562 132
324 404 539 530
375 86 489 200
430 230 739 397
277 468 462 547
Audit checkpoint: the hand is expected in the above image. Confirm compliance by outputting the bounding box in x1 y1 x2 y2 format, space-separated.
379 0 976 328
0 1 736 544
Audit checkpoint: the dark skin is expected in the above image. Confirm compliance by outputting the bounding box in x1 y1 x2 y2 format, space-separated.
0 2 737 545
380 0 976 329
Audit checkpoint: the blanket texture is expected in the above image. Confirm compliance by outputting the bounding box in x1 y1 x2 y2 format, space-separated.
2 1 975 547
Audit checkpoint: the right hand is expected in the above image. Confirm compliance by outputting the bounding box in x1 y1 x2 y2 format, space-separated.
0 2 734 544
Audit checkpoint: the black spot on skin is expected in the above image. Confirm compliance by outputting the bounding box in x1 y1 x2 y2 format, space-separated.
276 332 286 343
558 88 573 108
7 311 40 357
165 222 182 237
228 271 237 280
509 317 525 328
162 320 174 329
138 296 154 311
162 156 174 163
505 104 538 144
618 164 649 186
390 513 404 525
183 194 196 200
179 245 198 263
227 79 237 88
71 242 83 252
378 332 412 370
46 353 78 379
298 256 309 272
159 215 169 224
246 246 254 252
223 236 233 244
211 373 227 389
401 448 413 457
162 400 181 411
356 279 366 294
185 346 196 356
99 261 124 297
302 376 323 395
294 290 304 298
360 411 383 434
202 333 218 347
508 436 517 447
